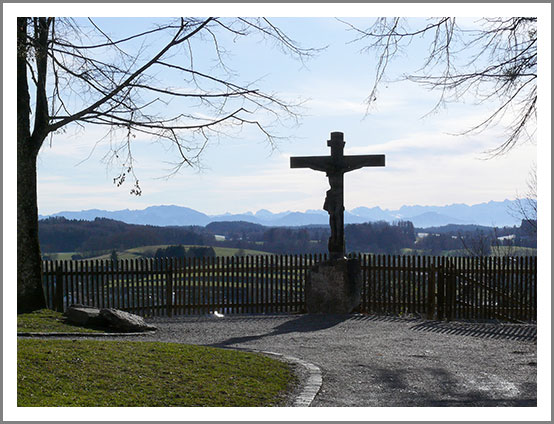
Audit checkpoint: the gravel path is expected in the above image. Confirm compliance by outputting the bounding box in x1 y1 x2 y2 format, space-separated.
93 313 537 407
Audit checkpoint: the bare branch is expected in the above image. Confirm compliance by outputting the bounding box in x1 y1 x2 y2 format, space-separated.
21 17 318 196
49 18 214 132
127 83 259 99
344 17 537 154
51 22 181 50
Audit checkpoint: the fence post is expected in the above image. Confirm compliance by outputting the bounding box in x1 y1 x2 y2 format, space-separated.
427 263 436 320
445 265 456 321
166 258 173 317
54 264 64 312
436 265 445 320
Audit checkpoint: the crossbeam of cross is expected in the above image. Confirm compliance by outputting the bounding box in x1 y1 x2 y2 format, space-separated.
290 132 385 259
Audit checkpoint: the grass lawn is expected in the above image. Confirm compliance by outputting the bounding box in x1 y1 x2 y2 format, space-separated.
18 339 295 407
17 309 103 334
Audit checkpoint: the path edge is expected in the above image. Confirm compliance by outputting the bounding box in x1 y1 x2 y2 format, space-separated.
228 347 323 407
17 330 157 337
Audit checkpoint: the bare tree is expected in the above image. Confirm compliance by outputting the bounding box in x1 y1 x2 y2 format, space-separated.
510 162 537 233
342 17 537 156
489 227 517 258
458 229 493 257
17 17 319 312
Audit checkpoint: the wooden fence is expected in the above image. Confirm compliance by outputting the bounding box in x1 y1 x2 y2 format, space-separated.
42 254 537 322
42 255 314 317
358 255 537 322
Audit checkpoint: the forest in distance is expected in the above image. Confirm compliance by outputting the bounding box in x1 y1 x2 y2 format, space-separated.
39 216 537 259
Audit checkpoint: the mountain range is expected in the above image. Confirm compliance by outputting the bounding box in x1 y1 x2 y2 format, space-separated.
39 199 526 228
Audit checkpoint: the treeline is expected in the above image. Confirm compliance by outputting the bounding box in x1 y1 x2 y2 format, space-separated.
209 219 536 255
39 217 213 253
346 221 415 254
38 216 537 257
414 220 537 255
153 245 216 259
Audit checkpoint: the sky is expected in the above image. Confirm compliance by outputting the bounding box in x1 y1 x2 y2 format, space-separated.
5 7 545 217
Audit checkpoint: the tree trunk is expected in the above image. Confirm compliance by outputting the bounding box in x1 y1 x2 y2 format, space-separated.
17 17 46 313
17 142 46 312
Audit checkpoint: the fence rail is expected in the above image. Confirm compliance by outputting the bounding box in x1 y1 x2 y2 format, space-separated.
42 254 537 322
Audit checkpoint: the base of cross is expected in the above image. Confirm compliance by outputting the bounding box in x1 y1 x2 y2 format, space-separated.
305 257 362 314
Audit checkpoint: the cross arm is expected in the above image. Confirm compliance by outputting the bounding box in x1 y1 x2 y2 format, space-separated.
343 154 385 172
290 156 332 172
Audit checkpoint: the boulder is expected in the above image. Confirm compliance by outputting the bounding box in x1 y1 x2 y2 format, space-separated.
64 304 156 333
305 257 362 313
64 304 104 327
99 308 157 332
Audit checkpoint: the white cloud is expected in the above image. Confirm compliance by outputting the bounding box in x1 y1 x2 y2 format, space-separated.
36 119 537 215
344 141 536 209
304 98 368 117
37 175 143 213
345 131 489 160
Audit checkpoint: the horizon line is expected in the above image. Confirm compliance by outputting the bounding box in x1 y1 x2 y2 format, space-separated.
39 197 522 217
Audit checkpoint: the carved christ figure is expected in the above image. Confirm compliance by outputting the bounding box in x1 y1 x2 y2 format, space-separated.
323 170 345 255
290 132 385 259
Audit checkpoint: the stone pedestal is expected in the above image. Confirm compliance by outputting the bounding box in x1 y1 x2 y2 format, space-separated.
305 257 362 313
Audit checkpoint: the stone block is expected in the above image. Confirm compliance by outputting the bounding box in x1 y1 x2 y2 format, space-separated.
64 304 156 332
99 308 157 332
64 304 104 327
305 257 361 313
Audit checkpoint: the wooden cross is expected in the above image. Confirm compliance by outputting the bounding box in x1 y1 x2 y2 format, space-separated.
290 131 385 259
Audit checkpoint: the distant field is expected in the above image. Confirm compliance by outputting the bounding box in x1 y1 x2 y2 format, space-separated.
127 245 272 258
45 245 536 261
396 247 536 257
443 246 537 257
45 245 272 261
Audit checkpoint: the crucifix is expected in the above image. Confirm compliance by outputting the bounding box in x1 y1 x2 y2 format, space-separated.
290 131 385 260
